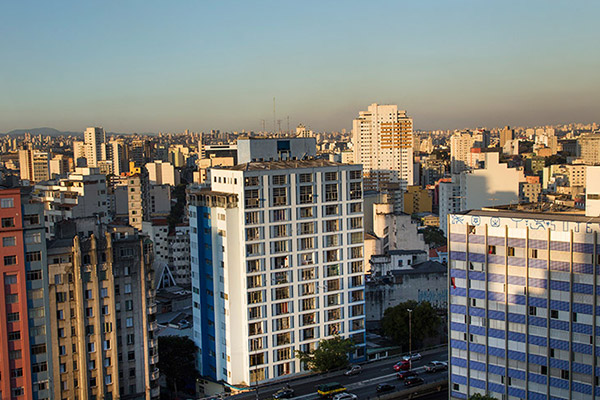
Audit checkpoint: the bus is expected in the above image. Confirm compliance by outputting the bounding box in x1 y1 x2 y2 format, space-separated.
317 383 346 398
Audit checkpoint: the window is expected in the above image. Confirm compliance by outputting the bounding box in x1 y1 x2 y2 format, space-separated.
124 283 132 294
86 325 94 335
1 217 15 227
299 173 313 183
3 236 16 247
126 317 133 327
31 343 46 355
87 342 96 353
529 306 536 316
6 293 18 303
25 232 41 244
299 185 313 204
349 202 362 213
530 249 538 258
1 198 14 208
488 245 496 254
9 350 22 360
507 246 515 256
8 331 21 341
7 312 19 322
541 365 547 375
324 205 339 216
349 182 361 200
26 251 41 262
299 207 313 218
324 172 338 181
26 270 42 280
245 176 260 186
325 184 338 202
272 175 287 185
245 189 260 208
31 362 47 373
561 370 569 380
4 255 17 265
551 309 559 319
4 274 17 284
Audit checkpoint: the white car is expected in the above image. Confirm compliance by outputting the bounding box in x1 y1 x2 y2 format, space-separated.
344 365 362 376
333 393 358 400
402 353 422 362
424 361 447 372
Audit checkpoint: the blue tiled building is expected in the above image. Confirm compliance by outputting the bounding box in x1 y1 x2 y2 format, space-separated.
448 206 600 400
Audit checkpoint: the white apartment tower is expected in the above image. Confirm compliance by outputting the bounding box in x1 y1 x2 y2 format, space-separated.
188 160 367 385
84 127 107 167
351 103 414 193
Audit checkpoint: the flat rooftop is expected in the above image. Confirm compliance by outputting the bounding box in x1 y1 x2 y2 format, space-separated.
216 159 349 171
460 203 600 223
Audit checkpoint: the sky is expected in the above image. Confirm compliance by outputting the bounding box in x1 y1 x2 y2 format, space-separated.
1 1 599 133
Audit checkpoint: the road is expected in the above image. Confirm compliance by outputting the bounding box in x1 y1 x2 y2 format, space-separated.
230 347 448 400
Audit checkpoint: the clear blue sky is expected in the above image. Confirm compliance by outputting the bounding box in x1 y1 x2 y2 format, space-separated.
1 1 598 133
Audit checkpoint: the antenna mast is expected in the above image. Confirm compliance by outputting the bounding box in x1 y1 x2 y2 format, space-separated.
273 97 276 135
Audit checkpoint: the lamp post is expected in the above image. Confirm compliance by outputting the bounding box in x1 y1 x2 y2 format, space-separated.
407 309 413 370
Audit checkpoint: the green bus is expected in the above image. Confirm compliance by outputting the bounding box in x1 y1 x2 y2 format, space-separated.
317 382 346 398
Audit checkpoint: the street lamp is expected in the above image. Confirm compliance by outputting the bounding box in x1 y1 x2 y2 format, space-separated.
407 309 413 370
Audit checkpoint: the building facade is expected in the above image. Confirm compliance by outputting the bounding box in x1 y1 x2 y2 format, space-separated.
448 206 600 400
0 189 51 400
351 103 414 193
84 127 107 168
46 221 159 399
188 160 366 385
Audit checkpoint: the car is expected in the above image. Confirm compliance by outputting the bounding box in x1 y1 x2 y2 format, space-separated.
393 360 411 371
344 365 362 376
332 393 358 400
273 389 294 399
404 377 425 387
402 353 422 362
376 383 395 393
397 370 418 380
424 361 448 372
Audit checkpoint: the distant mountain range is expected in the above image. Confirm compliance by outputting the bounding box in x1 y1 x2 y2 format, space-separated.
1 128 158 137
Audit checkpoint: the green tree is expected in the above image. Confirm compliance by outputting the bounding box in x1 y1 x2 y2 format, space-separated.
381 301 441 350
469 394 498 400
295 335 356 373
158 335 199 397
167 183 188 232
422 226 447 248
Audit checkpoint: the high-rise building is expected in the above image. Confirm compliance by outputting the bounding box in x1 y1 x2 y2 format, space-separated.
577 133 600 165
19 148 50 183
84 127 107 168
46 220 159 399
450 132 475 174
49 154 71 179
32 167 110 239
145 161 178 186
0 188 51 400
500 126 514 148
351 103 414 193
126 169 150 231
448 203 600 400
109 140 128 176
188 160 366 385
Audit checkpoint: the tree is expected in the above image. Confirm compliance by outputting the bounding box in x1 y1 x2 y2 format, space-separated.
158 335 199 397
381 301 441 350
469 395 498 400
167 183 188 232
422 226 447 248
295 335 356 373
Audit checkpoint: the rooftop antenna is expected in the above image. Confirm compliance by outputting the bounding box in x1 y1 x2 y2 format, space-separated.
273 97 276 135
277 120 282 137
287 116 290 136
261 119 266 133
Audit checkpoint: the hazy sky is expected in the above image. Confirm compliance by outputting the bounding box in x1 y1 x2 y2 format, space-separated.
1 1 599 133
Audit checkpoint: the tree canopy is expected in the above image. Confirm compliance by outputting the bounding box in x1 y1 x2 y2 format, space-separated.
295 335 356 373
158 335 199 396
381 300 441 350
422 226 447 249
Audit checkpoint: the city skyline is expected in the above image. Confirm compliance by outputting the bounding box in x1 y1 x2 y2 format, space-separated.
1 1 599 133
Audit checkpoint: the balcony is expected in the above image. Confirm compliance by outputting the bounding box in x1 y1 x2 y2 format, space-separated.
151 368 160 381
148 303 157 314
151 386 160 399
149 338 158 348
148 321 158 331
150 353 159 364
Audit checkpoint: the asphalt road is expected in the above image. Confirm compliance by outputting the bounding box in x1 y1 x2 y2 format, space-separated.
230 347 448 400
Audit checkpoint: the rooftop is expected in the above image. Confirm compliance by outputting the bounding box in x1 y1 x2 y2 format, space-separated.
216 159 348 171
461 202 600 223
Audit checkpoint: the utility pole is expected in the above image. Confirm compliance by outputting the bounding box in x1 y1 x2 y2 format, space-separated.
408 309 413 370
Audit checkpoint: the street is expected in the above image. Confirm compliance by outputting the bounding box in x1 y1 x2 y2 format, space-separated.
229 347 448 400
